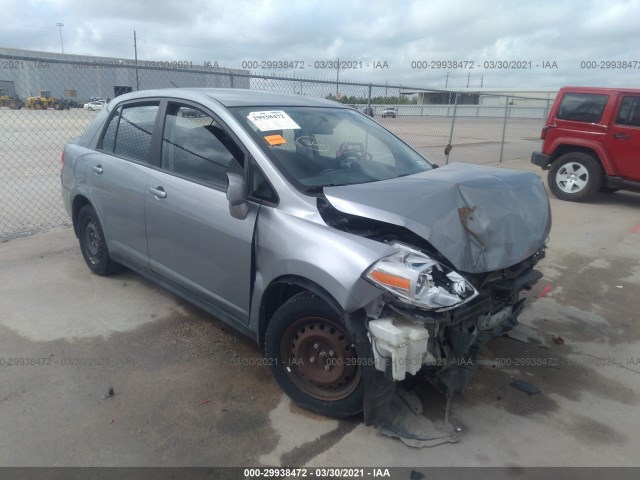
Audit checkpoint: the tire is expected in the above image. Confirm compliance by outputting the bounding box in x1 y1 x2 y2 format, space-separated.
77 204 121 275
264 291 363 417
547 152 603 202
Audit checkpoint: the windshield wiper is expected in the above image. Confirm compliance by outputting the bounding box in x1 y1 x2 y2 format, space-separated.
304 183 347 193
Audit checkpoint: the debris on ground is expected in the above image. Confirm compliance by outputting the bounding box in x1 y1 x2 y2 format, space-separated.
101 387 115 400
553 336 565 345
509 380 541 396
537 284 553 297
377 392 459 448
506 323 550 348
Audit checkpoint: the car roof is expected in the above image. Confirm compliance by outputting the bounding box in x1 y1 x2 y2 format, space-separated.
559 86 640 95
110 88 344 108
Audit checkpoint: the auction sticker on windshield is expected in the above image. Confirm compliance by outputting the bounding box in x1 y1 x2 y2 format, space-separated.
247 111 301 131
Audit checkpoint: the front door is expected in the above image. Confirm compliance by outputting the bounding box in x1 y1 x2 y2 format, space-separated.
145 102 258 323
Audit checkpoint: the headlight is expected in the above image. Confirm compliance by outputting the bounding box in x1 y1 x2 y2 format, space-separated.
365 242 478 310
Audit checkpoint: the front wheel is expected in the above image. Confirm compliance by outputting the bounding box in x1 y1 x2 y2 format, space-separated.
548 152 603 202
264 291 363 417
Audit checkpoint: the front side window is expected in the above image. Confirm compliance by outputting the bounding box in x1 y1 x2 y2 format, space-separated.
230 106 432 192
615 96 640 127
556 93 608 123
161 104 243 188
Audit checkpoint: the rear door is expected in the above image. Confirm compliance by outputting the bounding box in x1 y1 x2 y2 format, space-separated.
87 102 160 265
144 101 259 323
608 94 640 180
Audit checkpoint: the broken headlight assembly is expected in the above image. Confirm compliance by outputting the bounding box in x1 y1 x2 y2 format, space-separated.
365 242 478 310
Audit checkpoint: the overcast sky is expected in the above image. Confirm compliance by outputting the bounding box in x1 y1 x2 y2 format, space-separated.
2 0 639 90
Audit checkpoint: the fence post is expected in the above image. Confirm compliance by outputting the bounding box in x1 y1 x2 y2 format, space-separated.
499 95 510 163
544 98 551 120
367 83 372 114
445 93 459 165
229 73 234 88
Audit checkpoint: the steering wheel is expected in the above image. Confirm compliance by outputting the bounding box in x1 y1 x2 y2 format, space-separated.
318 151 365 174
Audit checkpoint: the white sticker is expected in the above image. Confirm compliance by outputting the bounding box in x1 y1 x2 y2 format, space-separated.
247 110 301 131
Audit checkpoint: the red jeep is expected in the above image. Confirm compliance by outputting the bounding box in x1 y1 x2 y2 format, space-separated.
532 86 640 201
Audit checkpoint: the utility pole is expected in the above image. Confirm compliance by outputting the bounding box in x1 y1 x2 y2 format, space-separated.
56 23 64 53
466 72 470 88
134 30 140 91
445 72 449 89
480 74 484 88
336 58 340 97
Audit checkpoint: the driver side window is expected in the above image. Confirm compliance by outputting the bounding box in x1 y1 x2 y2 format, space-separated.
161 103 243 188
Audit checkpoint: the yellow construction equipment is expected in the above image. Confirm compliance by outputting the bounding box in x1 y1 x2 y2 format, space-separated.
0 95 25 109
25 90 67 110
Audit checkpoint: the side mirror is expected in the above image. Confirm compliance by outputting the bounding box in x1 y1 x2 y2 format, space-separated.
226 172 249 219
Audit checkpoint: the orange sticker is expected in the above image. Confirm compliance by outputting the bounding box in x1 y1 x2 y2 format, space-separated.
264 134 287 146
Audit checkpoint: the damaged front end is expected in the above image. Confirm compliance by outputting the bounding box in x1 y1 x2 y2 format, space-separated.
363 241 544 396
341 242 544 445
317 182 548 443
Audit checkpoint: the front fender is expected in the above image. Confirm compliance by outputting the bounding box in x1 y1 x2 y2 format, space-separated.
249 207 393 332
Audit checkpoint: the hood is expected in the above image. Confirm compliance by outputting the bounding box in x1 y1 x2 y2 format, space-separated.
323 162 551 274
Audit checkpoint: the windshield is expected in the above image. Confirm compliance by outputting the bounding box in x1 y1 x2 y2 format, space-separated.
229 106 433 191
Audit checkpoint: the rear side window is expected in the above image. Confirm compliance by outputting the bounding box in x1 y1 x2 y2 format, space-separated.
101 107 120 152
616 96 640 127
556 93 608 123
114 104 159 162
99 103 159 162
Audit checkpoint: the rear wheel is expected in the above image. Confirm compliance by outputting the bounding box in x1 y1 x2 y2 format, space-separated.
265 291 363 417
548 152 603 202
77 205 121 275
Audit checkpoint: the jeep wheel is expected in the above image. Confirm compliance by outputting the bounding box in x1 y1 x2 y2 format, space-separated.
548 152 603 202
264 291 363 417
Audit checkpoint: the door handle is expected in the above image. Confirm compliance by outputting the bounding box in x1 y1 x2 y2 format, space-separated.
613 133 630 140
91 165 103 174
149 186 167 199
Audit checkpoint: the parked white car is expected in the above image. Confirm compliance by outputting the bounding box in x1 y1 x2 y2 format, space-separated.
83 101 106 111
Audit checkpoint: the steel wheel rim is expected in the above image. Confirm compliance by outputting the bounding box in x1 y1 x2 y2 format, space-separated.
281 316 361 401
84 218 102 265
556 162 589 193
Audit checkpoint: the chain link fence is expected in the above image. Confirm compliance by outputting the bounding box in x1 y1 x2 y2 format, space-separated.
0 51 551 239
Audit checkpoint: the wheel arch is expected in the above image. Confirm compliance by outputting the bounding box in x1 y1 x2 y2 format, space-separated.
548 140 613 173
71 195 92 238
258 275 344 348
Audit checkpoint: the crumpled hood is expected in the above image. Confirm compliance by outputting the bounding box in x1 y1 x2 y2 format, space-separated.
323 162 551 273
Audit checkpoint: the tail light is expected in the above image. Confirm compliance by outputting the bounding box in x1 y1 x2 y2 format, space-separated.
60 150 65 174
540 126 548 140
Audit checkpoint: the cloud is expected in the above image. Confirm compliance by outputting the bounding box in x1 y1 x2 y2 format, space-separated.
1 0 639 88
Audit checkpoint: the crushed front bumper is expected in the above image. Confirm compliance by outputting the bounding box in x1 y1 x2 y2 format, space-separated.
345 250 545 430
